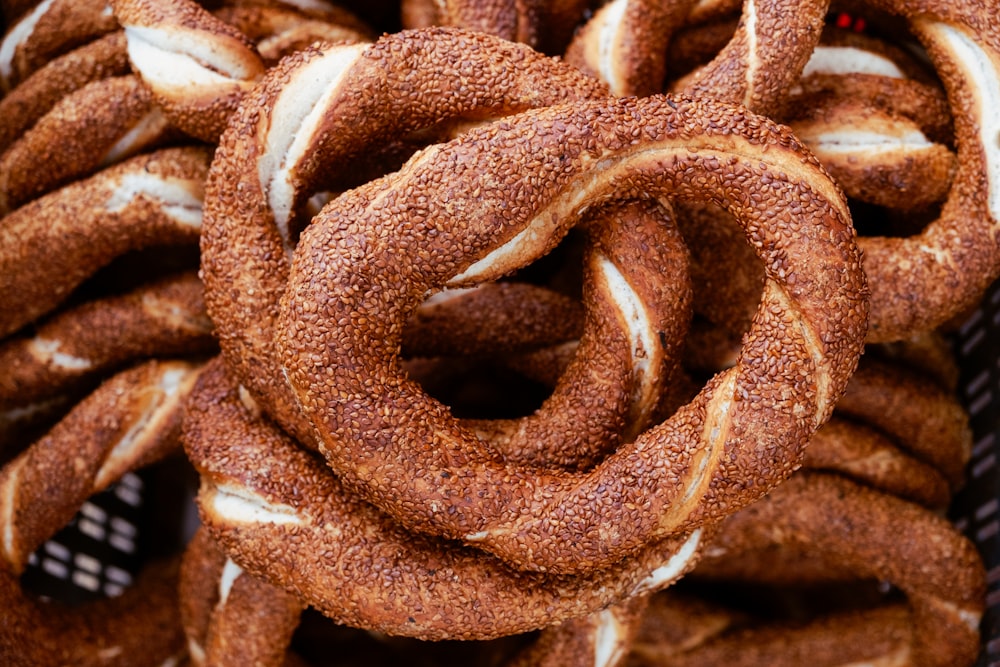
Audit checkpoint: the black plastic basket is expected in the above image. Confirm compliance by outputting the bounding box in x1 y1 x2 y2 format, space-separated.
952 279 1000 666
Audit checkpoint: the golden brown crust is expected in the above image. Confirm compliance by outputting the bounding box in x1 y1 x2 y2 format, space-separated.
273 93 865 574
0 75 175 214
0 272 215 412
0 359 204 571
856 0 1000 341
184 359 706 641
629 599 914 667
0 31 129 155
789 94 957 211
214 2 374 65
804 416 952 508
670 0 827 116
674 2 1000 342
111 0 266 142
201 28 611 449
180 527 304 667
868 329 961 392
0 358 202 666
0 557 186 667
689 472 986 667
564 0 699 97
402 283 584 359
508 595 651 667
0 0 119 92
0 146 210 338
462 198 693 470
835 356 972 489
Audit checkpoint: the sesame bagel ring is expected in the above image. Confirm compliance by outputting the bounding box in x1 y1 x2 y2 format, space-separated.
567 0 827 112
201 28 610 448
563 0 698 97
683 4 1000 342
683 472 986 667
180 527 305 667
0 271 215 416
506 594 650 667
111 0 375 144
0 146 209 339
0 0 119 92
832 0 1000 341
834 355 972 490
110 0 266 143
787 92 957 211
803 416 952 508
0 74 175 215
0 358 204 666
184 359 708 641
275 94 867 575
398 0 581 51
0 31 129 155
630 596 920 667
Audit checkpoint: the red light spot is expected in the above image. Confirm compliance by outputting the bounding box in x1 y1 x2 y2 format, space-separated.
836 12 852 29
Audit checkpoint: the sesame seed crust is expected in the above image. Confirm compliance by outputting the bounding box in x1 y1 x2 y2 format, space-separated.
184 359 706 641
0 146 210 339
691 472 986 667
274 93 867 575
201 28 610 448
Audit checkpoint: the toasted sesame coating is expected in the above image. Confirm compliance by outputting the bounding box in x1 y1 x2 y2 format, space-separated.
0 359 203 665
201 27 610 448
834 355 972 490
464 198 693 470
672 0 828 117
0 359 203 571
0 271 215 412
184 360 706 641
111 0 267 143
0 74 174 214
631 595 914 667
0 31 129 155
0 146 210 338
691 472 986 667
0 0 119 92
180 528 305 667
274 93 867 574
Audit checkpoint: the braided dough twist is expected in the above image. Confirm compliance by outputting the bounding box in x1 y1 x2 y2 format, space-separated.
275 94 867 574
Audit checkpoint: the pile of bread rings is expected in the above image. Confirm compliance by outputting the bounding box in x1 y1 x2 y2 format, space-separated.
1 0 997 664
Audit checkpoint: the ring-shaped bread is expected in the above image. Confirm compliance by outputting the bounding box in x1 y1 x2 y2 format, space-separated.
566 0 827 115
685 472 986 667
274 93 867 575
184 359 708 641
0 271 214 413
0 146 209 339
200 28 610 449
0 358 203 666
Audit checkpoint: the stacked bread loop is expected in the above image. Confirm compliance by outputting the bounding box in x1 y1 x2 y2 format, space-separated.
0 0 996 665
